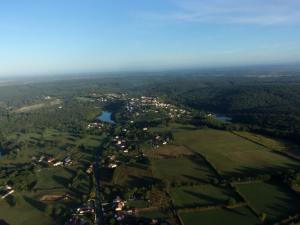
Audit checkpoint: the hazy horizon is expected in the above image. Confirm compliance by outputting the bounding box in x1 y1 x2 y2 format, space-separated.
1 0 300 76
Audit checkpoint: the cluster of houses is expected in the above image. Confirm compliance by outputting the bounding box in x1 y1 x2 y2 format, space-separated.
105 155 120 169
65 199 96 225
126 96 191 119
151 135 169 149
0 185 14 199
102 196 134 222
33 155 72 167
76 199 95 215
86 122 104 129
113 135 129 153
89 92 127 103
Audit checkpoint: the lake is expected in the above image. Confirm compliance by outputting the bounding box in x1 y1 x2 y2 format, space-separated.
215 114 232 122
97 111 115 124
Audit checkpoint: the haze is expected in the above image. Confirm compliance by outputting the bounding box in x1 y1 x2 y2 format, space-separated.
1 0 300 76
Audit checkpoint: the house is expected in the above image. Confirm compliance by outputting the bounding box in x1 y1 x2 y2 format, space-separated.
1 190 14 199
38 156 45 163
108 163 118 169
115 201 125 211
64 156 72 165
53 161 64 167
47 157 55 163
86 165 93 174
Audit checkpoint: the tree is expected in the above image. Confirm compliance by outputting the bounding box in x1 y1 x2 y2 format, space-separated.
227 197 236 206
260 213 267 222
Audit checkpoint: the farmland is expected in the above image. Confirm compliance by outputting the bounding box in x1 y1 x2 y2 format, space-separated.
1 75 300 225
237 182 300 223
151 156 217 185
0 192 54 225
170 184 239 208
174 129 300 177
179 207 261 225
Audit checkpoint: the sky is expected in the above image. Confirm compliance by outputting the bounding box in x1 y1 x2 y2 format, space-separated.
0 0 300 76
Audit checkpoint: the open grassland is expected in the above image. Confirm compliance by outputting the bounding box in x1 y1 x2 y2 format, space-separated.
179 207 261 225
237 182 300 223
0 193 54 225
14 99 62 113
234 131 300 159
35 167 74 190
137 209 169 219
170 184 239 208
174 129 300 177
112 163 153 187
137 208 178 224
151 154 217 184
144 145 193 159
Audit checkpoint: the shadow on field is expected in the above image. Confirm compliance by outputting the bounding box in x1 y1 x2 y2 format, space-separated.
182 174 209 184
183 189 222 205
5 195 16 206
52 175 69 189
0 219 10 225
222 163 300 179
127 175 162 188
24 196 47 211
223 207 246 216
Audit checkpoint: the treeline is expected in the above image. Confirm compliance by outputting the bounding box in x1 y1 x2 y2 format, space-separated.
137 75 300 144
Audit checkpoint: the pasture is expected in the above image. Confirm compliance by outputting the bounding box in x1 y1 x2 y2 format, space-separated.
144 145 193 159
234 131 300 159
237 182 300 223
112 163 153 187
174 129 300 177
151 155 217 185
179 207 260 225
0 192 54 225
170 184 239 208
35 167 74 191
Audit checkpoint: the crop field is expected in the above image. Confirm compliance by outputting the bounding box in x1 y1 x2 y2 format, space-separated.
174 129 300 177
170 184 239 208
151 155 217 184
179 207 260 225
237 182 300 223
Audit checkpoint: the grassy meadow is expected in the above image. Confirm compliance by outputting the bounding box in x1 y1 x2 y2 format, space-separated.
174 129 300 177
170 184 239 208
237 182 300 223
179 207 260 225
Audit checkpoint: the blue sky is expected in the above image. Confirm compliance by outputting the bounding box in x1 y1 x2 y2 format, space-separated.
0 0 300 76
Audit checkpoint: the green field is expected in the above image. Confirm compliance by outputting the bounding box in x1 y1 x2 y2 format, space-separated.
170 184 239 208
151 155 217 184
112 163 153 187
174 129 300 177
35 167 74 190
237 182 300 223
179 207 261 225
0 193 54 225
234 131 300 158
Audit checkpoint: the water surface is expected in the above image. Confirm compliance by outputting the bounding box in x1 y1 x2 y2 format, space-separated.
97 111 115 124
